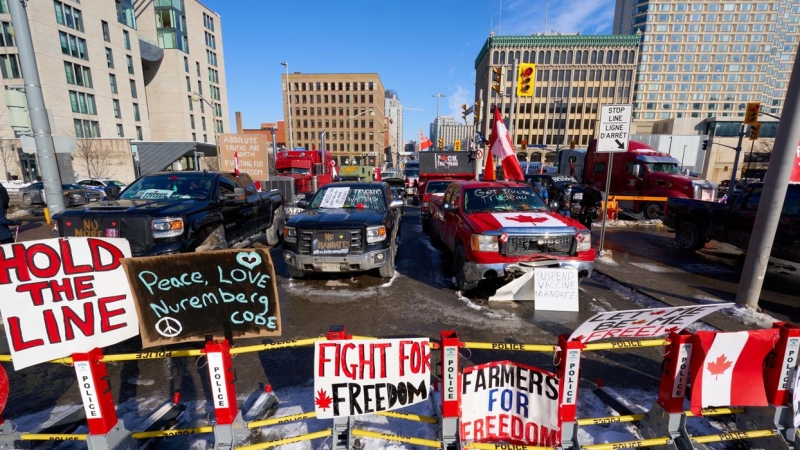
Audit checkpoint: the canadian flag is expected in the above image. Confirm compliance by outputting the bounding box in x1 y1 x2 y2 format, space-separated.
420 131 433 150
689 329 778 415
489 106 524 181
233 151 240 176
569 160 575 177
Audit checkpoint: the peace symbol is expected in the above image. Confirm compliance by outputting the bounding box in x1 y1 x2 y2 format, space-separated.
155 317 183 338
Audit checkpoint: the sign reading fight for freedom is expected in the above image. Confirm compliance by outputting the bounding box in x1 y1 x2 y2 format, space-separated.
0 238 139 370
314 338 430 418
122 249 281 347
219 133 269 179
460 361 560 446
569 304 731 343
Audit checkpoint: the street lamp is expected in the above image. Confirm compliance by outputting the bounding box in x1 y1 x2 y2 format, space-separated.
432 93 445 148
191 92 216 170
281 62 294 151
349 107 375 165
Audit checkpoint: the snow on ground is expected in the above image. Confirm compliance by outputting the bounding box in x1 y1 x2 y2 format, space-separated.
7 208 33 219
595 218 663 228
696 295 778 328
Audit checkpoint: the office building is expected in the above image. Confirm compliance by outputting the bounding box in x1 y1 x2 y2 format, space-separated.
613 0 798 128
281 73 386 167
385 90 402 158
474 34 639 163
430 116 472 150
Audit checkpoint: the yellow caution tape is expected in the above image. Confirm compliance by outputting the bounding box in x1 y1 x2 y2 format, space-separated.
375 410 438 424
131 426 213 439
609 196 669 202
351 428 442 448
461 342 558 352
691 429 777 444
235 429 331 449
247 411 317 429
686 407 744 417
231 338 321 354
20 433 87 441
578 407 745 426
582 436 672 450
463 443 554 449
583 339 669 351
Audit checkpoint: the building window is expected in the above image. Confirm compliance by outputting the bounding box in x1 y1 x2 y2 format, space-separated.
136 126 142 140
184 56 189 73
203 12 215 31
69 90 97 115
116 124 124 137
126 55 134 74
109 74 117 94
190 114 195 129
186 76 190 91
74 119 100 138
201 117 206 131
0 22 13 47
60 31 88 60
155 3 188 52
101 20 110 42
192 132 196 141
130 79 137 98
0 0 7 14
197 80 202 95
188 95 193 111
206 50 217 67
123 30 130 50
116 0 136 29
0 54 20 79
133 103 140 121
64 62 92 87
113 99 121 118
105 47 114 68
54 1 83 32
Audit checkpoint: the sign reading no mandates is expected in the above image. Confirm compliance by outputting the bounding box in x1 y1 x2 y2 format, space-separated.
122 249 281 347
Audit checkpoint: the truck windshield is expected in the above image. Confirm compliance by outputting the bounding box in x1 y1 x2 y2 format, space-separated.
119 174 213 201
464 187 548 213
310 187 386 211
404 168 419 178
277 168 311 175
645 163 680 174
425 181 451 194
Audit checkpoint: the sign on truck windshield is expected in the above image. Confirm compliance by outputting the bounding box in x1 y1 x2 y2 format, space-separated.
120 174 213 201
310 187 386 211
464 187 548 213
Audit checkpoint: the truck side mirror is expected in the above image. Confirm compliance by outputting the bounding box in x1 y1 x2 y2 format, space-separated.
297 200 309 209
224 187 247 203
104 185 121 200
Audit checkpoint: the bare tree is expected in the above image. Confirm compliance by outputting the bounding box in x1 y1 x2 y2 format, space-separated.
199 156 219 171
75 138 110 178
0 139 18 180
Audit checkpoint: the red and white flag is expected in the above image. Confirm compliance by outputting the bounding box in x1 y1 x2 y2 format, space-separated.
689 329 777 415
233 151 240 176
489 106 524 181
420 131 432 150
569 160 575 176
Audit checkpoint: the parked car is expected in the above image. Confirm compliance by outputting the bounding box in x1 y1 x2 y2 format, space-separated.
19 182 102 207
664 182 800 263
77 178 128 192
282 182 403 279
52 171 285 256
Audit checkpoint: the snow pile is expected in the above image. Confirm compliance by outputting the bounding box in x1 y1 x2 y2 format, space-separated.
695 295 777 328
7 208 32 219
595 219 663 228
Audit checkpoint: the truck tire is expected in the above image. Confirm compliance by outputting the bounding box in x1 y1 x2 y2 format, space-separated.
454 244 479 291
266 207 285 247
421 217 430 233
643 202 662 220
287 265 306 279
22 193 32 207
194 224 229 252
675 221 706 251
378 246 395 278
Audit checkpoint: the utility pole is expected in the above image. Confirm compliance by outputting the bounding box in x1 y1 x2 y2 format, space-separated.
8 0 66 215
508 56 518 142
319 130 327 172
266 126 277 175
432 93 445 149
728 124 746 191
281 62 294 151
736 48 800 310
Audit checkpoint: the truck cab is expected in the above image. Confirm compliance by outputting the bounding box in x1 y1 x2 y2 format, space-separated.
276 150 334 196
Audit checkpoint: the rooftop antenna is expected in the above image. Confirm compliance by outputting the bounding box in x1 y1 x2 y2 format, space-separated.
498 0 502 35
544 0 549 34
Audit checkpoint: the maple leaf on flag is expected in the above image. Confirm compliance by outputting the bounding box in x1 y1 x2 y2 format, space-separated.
573 335 585 342
632 320 647 325
315 389 333 411
649 310 666 315
706 354 733 380
506 215 549 224
665 326 679 333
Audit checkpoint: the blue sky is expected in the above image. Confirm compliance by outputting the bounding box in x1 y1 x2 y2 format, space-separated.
204 0 615 144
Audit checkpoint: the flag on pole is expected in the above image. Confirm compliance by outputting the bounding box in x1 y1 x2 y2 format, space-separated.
233 151 240 176
689 329 777 415
420 131 432 150
569 160 575 176
489 106 524 181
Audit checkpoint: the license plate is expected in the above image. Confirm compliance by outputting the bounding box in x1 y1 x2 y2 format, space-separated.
311 232 350 255
286 207 303 216
321 263 341 272
573 193 583 200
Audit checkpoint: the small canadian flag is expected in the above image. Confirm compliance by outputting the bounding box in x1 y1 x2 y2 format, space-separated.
689 329 778 415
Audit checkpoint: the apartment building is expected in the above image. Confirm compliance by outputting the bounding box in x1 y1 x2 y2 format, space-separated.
281 73 386 167
474 34 639 163
385 90 402 159
430 116 472 150
614 0 798 127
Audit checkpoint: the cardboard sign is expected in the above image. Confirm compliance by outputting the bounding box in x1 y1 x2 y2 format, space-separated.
460 361 560 446
534 268 579 311
569 304 731 343
122 249 281 347
219 133 269 179
319 187 350 208
0 238 139 370
314 338 430 418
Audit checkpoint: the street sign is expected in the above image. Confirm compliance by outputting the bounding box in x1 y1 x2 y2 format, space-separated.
597 104 632 153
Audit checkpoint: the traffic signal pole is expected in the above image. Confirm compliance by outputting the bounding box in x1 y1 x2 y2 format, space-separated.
508 57 517 142
728 124 746 193
736 46 800 310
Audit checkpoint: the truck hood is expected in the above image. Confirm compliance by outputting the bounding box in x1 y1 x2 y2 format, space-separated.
55 198 211 217
289 209 385 227
647 171 700 187
466 211 584 234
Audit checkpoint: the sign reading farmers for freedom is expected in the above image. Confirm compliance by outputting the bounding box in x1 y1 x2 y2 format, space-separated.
219 133 269 179
460 361 560 446
569 304 731 343
122 249 281 347
0 238 138 370
314 338 430 418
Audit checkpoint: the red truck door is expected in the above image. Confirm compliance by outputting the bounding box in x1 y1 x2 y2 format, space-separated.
620 156 645 196
442 185 464 250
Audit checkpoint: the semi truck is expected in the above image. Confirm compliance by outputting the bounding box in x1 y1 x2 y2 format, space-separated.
417 151 476 232
276 150 334 215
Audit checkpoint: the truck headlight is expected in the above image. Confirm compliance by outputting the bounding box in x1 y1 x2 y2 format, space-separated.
471 234 498 252
283 226 297 242
422 201 430 208
577 230 591 252
366 225 386 243
152 217 184 238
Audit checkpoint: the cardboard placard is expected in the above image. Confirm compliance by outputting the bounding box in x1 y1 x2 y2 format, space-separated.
122 249 281 347
219 133 269 179
0 238 139 370
534 268 579 311
460 361 560 446
314 338 430 418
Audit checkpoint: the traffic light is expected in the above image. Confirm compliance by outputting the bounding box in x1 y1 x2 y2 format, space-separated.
749 123 762 141
516 63 535 97
454 139 462 151
702 140 708 150
492 66 504 94
474 100 481 122
570 139 576 149
744 102 761 125
438 137 444 149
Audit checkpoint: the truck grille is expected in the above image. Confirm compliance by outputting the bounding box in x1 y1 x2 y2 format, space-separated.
298 229 362 255
60 215 154 255
501 234 574 256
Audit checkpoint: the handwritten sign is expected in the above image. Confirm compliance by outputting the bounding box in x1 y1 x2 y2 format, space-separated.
0 238 139 370
534 268 578 311
63 218 120 238
314 338 430 418
219 133 269 179
319 187 349 208
122 249 281 347
460 361 560 446
568 304 731 343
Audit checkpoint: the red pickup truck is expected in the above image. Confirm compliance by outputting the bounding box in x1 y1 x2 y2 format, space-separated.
429 180 596 291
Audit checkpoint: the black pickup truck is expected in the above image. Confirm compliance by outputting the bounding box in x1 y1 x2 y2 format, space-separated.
51 171 285 256
282 182 403 278
664 182 800 262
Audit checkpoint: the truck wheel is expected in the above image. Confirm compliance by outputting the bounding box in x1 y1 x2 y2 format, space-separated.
421 218 430 233
287 265 306 279
643 202 662 220
194 224 229 252
22 194 32 207
378 247 395 278
266 207 285 246
454 245 479 291
675 221 706 251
